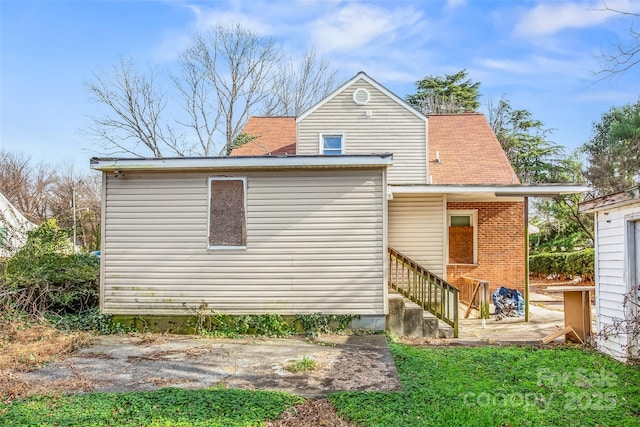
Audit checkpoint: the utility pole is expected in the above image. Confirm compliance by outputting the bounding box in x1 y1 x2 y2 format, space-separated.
72 189 77 253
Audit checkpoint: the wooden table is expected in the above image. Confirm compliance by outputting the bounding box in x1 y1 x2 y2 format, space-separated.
542 286 595 344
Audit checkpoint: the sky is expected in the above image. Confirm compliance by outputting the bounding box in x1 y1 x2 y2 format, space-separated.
1 0 640 173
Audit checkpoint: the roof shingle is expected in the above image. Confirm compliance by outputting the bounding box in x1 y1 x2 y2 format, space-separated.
230 113 518 185
229 117 296 156
427 113 518 185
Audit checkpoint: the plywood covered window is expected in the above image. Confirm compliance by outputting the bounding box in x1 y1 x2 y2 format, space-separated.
208 177 247 249
448 210 477 264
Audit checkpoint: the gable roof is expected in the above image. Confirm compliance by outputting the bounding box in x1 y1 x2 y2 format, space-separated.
229 117 296 156
0 191 36 231
427 113 519 185
296 71 426 123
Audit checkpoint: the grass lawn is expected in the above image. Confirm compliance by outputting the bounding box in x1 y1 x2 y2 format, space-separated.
331 343 640 427
1 343 639 426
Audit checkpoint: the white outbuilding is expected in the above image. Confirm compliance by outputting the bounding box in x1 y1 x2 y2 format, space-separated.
580 186 640 362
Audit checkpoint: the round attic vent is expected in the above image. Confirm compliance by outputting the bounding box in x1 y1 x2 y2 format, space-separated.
353 88 370 105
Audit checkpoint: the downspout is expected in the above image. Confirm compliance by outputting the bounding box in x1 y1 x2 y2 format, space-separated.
524 197 530 322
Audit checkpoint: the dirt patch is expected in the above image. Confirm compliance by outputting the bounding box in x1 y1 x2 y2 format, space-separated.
266 399 356 427
0 321 93 402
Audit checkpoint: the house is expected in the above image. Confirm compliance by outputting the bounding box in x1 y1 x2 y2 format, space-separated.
0 191 36 258
580 187 640 362
91 72 588 335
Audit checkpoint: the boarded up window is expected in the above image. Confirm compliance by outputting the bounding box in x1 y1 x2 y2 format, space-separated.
448 213 475 264
209 178 246 247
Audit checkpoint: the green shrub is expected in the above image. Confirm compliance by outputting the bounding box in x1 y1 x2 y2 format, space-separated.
565 248 594 281
529 252 567 278
1 219 99 316
529 248 594 280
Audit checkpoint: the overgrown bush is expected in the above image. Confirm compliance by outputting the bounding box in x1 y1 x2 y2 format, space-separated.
529 248 594 280
1 219 99 317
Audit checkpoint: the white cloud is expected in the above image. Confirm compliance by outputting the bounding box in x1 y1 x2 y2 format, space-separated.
309 3 425 54
478 54 595 80
514 0 640 36
445 0 466 11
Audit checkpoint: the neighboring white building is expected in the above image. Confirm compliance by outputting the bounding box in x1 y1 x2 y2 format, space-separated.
0 191 36 257
580 187 640 362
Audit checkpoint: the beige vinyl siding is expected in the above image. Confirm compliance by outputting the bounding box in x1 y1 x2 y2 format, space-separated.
387 193 445 277
595 204 640 359
297 80 427 185
102 168 385 316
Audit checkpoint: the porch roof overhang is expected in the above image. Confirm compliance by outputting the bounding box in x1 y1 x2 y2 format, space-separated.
90 154 393 172
389 183 591 199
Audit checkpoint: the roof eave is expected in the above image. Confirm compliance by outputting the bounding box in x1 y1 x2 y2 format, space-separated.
579 186 640 213
90 154 394 172
389 184 591 196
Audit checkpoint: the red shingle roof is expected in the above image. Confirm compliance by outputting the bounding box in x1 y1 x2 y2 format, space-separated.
231 113 518 185
428 113 518 185
229 117 296 156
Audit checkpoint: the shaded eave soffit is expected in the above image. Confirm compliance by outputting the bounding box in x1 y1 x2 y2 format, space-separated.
389 183 591 197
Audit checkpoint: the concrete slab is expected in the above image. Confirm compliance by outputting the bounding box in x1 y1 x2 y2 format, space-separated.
20 334 401 398
458 304 568 344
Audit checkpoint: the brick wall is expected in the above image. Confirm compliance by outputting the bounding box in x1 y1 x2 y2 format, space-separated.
447 201 525 294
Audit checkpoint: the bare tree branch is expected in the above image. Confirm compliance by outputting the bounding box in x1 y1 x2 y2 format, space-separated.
86 57 185 157
595 1 640 79
262 48 339 116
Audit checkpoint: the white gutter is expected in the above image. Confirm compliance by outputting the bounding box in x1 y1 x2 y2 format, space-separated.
389 184 591 196
90 154 393 171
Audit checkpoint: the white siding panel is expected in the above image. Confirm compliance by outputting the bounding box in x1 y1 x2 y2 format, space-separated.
594 203 640 360
387 194 445 276
102 169 385 316
297 80 427 185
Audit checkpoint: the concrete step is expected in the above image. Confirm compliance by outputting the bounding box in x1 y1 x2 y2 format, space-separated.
403 301 425 337
422 312 440 337
386 292 455 338
437 322 455 339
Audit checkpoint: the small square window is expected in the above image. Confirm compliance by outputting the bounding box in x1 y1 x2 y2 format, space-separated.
322 135 343 155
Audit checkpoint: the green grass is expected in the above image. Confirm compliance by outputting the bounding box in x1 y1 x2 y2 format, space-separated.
2 344 639 426
286 355 319 373
0 388 302 426
330 343 640 427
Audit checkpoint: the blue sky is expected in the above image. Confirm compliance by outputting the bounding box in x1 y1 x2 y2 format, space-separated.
1 0 639 172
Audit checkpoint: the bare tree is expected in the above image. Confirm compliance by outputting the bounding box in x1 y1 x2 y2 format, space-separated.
262 49 339 116
86 57 185 157
596 2 640 78
0 151 102 251
179 24 281 156
85 24 341 157
0 150 55 223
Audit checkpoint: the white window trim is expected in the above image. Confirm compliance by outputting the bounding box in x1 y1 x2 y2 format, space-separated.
207 176 248 250
319 133 345 155
447 209 478 265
